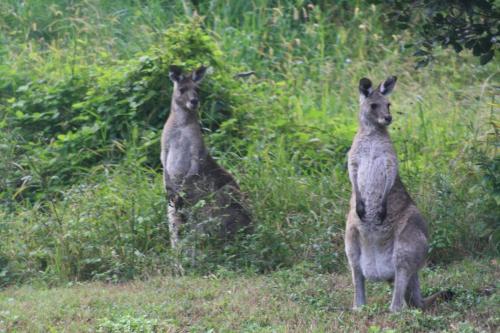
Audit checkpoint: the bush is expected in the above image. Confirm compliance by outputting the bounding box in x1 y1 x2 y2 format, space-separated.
1 20 247 203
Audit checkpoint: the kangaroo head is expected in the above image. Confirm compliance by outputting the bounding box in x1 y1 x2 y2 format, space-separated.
169 65 207 111
358 76 397 128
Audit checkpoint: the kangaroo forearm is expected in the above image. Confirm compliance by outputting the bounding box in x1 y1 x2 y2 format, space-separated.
349 163 363 201
354 183 363 201
187 160 200 177
165 184 179 200
352 174 363 202
163 173 179 196
381 165 398 204
186 146 205 177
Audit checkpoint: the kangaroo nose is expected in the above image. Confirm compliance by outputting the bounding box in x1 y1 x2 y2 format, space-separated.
190 98 199 105
385 115 392 123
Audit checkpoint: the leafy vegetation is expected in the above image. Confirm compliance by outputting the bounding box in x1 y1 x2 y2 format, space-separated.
374 0 499 67
0 0 498 296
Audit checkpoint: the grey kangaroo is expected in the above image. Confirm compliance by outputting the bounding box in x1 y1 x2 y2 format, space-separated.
161 65 251 249
345 76 451 312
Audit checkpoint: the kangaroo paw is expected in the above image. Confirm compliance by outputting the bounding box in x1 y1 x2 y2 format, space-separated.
356 199 366 220
378 202 387 221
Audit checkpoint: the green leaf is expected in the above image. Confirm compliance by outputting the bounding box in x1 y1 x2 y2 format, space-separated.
479 50 494 65
452 43 463 53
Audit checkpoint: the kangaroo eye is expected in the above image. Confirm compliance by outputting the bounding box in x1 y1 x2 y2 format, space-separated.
179 88 187 94
370 103 379 110
387 103 391 109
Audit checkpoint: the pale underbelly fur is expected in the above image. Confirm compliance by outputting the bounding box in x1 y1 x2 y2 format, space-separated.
359 233 395 281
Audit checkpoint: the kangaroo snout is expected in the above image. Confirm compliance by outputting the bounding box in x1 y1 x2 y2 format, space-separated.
187 98 199 110
377 115 392 126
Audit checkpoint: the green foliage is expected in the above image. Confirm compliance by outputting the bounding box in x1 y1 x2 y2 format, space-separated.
98 315 160 333
1 160 167 284
1 20 244 203
374 0 499 67
155 19 224 71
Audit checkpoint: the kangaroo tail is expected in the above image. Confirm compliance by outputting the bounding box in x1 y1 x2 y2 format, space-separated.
423 289 455 309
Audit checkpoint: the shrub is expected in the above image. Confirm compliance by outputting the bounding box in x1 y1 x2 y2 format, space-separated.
1 20 247 203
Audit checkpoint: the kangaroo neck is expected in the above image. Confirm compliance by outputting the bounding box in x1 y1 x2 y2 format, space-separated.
358 120 389 138
170 101 200 127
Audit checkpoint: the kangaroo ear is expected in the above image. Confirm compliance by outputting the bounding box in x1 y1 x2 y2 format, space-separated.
359 78 373 98
192 66 207 82
169 65 183 83
380 76 397 95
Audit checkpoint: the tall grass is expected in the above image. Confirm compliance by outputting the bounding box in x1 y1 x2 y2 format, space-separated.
0 0 498 285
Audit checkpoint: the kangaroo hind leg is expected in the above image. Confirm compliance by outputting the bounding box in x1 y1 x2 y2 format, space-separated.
390 268 412 312
405 273 424 308
168 199 184 249
345 225 366 309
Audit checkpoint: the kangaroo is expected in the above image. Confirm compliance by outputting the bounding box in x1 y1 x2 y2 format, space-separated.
345 76 452 312
161 65 251 249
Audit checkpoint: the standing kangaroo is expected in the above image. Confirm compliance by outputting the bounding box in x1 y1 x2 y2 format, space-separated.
161 65 251 249
345 76 451 312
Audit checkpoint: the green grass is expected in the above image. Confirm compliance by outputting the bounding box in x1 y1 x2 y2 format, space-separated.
1 259 498 332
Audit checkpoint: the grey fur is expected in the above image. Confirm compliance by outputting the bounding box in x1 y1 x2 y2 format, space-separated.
161 66 251 249
345 76 449 312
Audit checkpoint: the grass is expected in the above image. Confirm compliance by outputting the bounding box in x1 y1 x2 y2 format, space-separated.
0 259 498 332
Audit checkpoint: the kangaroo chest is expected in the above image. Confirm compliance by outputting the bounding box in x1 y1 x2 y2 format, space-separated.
358 226 395 281
357 143 387 198
353 139 398 220
165 126 205 180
